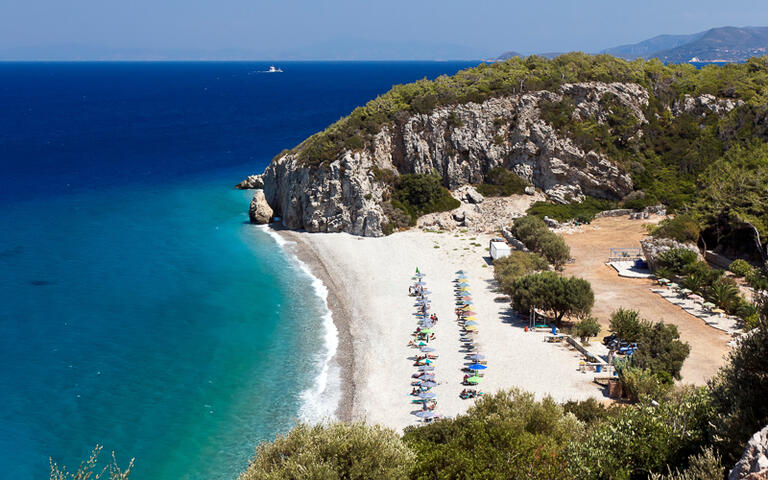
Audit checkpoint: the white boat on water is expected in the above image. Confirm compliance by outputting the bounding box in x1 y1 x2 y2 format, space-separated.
266 65 283 73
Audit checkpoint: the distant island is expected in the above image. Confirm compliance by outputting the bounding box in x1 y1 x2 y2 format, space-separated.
495 26 768 63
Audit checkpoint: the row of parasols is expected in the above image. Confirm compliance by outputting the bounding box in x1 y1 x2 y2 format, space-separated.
455 270 487 393
657 278 728 315
409 269 440 422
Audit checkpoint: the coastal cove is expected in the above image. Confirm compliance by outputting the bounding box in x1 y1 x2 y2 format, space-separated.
0 61 478 479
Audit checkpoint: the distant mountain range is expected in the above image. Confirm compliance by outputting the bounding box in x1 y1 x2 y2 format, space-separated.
496 26 768 63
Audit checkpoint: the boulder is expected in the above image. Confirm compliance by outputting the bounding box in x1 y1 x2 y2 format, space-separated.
236 174 264 189
729 425 768 480
452 185 485 204
248 190 273 224
640 236 701 272
543 216 560 228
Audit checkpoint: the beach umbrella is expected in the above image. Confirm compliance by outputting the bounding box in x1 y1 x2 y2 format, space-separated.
419 321 434 327
689 294 704 302
658 278 669 284
702 302 716 309
420 381 437 388
457 282 470 287
680 288 692 295
464 325 479 331
417 341 427 346
460 301 475 305
464 321 479 326
461 295 473 300
469 354 486 361
419 373 435 379
420 328 434 334
668 282 679 289
456 270 466 274
418 392 436 399
421 290 433 295
459 287 471 291
467 376 482 384
463 316 478 321
420 346 436 353
419 359 434 365
712 308 726 315
468 363 487 370
418 365 435 371
461 311 478 316
415 411 435 418
415 281 427 286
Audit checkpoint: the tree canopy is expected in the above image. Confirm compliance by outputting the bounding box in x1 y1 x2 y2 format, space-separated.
509 271 594 325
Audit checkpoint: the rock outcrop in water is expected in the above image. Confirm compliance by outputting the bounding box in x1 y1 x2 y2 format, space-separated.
248 190 273 224
241 81 737 237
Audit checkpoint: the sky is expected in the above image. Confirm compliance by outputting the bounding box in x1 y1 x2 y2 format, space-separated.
1 0 768 60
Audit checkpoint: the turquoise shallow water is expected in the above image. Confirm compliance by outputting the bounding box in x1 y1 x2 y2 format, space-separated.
0 61 478 479
0 175 332 479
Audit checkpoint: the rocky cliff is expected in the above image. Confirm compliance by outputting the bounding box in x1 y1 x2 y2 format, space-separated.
242 81 726 236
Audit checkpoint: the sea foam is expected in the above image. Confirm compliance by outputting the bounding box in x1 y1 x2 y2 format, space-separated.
259 225 341 423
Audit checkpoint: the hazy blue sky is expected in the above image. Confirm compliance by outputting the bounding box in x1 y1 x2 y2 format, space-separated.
1 0 768 60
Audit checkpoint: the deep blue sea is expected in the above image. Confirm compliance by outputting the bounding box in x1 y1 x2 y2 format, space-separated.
0 61 477 479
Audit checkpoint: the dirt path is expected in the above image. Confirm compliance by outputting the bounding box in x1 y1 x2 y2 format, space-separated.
561 216 731 385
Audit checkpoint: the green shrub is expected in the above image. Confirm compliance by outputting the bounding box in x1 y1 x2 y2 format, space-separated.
616 363 671 402
510 271 594 325
652 215 700 243
575 316 601 343
511 215 549 250
746 268 768 291
539 234 571 269
657 248 699 274
561 398 611 425
493 251 548 293
635 321 691 381
705 277 741 312
404 389 581 480
527 197 617 223
567 387 714 480
476 167 528 196
609 308 644 343
708 293 768 464
728 259 753 277
650 447 725 480
391 172 460 224
239 423 413 480
446 111 463 128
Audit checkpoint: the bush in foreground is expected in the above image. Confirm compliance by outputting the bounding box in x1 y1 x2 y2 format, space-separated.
49 446 133 480
239 423 413 480
567 387 713 480
403 389 581 480
708 293 768 464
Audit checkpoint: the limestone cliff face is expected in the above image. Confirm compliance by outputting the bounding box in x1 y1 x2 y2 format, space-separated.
247 82 662 236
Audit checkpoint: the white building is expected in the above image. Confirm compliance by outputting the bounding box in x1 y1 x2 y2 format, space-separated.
489 239 511 261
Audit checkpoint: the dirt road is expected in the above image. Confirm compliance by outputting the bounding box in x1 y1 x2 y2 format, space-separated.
561 216 730 385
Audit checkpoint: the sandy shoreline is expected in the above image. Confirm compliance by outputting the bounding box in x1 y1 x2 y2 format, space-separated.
276 229 357 423
275 226 605 431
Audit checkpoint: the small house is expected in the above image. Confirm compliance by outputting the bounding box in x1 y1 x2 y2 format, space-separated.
489 239 511 261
